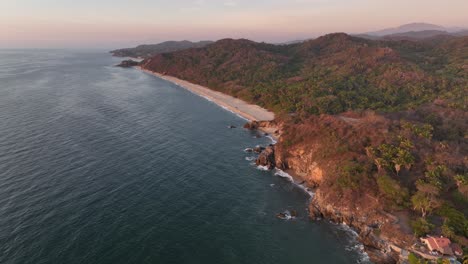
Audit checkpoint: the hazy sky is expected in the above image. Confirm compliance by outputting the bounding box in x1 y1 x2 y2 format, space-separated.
1 0 467 48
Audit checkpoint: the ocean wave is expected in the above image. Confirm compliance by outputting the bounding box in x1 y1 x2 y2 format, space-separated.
276 210 296 220
200 95 215 103
274 169 315 198
219 105 249 121
274 169 293 181
244 148 254 153
256 165 270 171
245 156 256 161
336 223 372 263
265 135 277 144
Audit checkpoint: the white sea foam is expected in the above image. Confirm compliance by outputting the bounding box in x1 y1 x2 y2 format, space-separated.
274 169 315 198
200 95 215 103
245 156 256 161
219 105 249 121
256 165 270 171
274 169 293 181
336 223 372 263
276 210 295 220
266 135 277 144
297 184 315 198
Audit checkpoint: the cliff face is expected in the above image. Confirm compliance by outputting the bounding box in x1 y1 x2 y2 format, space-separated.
266 116 411 263
251 107 467 263
310 191 404 263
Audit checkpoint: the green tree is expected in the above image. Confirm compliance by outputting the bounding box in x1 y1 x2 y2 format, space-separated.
411 184 441 218
371 141 415 175
408 252 428 264
377 174 409 207
411 218 434 237
441 222 456 239
393 148 415 175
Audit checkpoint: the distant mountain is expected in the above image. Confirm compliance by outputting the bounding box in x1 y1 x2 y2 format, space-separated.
110 40 214 58
277 39 312 45
356 25 468 41
454 29 468 36
381 30 453 41
366 22 447 36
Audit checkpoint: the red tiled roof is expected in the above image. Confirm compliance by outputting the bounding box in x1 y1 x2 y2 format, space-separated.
422 236 453 255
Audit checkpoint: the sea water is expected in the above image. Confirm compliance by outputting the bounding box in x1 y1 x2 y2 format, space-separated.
0 49 370 264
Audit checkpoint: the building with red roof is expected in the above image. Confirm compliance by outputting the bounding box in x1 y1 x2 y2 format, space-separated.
420 236 453 255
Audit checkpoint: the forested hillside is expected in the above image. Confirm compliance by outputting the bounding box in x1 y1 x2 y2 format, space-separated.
110 40 213 58
141 34 467 114
139 33 468 262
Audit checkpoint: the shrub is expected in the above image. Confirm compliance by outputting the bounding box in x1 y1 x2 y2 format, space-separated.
336 162 366 189
411 217 434 237
437 205 468 237
408 252 427 264
377 174 410 208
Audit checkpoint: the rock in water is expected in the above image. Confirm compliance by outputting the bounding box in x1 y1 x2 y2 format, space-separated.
253 145 265 153
243 121 259 130
256 146 275 169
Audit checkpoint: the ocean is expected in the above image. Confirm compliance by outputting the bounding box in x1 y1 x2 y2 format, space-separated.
0 49 370 264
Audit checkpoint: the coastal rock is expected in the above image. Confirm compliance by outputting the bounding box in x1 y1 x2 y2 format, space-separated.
255 146 275 169
243 121 281 141
116 60 139 68
274 145 325 187
253 145 265 153
276 210 297 220
271 114 428 263
243 121 259 130
308 189 411 264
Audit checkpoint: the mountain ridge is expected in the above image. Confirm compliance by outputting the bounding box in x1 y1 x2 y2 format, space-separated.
367 22 449 36
133 32 467 263
110 40 214 58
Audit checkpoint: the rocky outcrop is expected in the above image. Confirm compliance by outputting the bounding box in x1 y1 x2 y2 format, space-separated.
243 121 281 138
116 60 140 68
275 146 325 187
255 146 276 169
253 145 265 153
245 116 421 263
309 190 405 263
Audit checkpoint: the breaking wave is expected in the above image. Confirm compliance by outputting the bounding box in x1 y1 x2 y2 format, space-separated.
266 135 277 144
256 165 270 171
335 223 372 264
274 169 314 198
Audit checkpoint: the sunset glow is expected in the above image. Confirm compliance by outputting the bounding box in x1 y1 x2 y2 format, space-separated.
1 0 467 48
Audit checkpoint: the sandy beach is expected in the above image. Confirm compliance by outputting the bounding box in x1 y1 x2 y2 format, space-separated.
138 67 275 122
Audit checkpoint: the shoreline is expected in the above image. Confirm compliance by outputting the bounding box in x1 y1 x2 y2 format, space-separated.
137 67 275 123
135 65 374 263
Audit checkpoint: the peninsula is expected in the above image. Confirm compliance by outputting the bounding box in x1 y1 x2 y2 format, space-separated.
115 31 467 264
